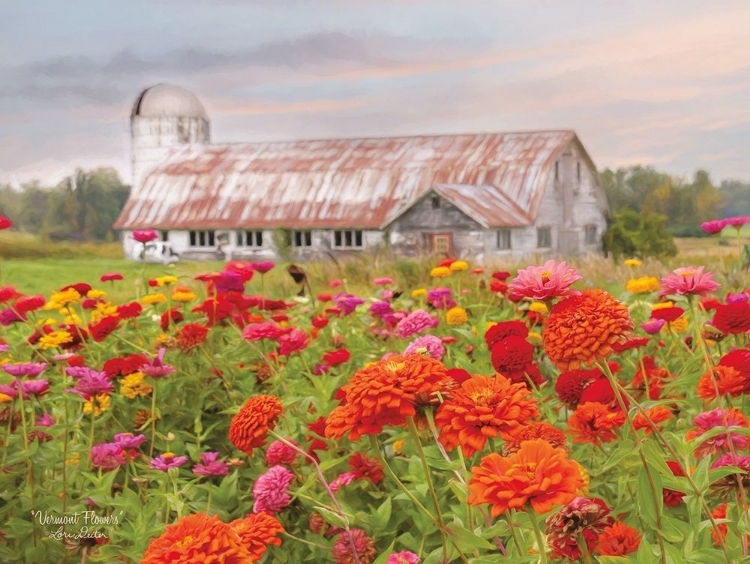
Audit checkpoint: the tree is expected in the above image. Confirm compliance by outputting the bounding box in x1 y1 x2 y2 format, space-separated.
603 208 677 261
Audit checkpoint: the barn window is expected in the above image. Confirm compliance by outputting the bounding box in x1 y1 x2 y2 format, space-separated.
431 195 441 209
236 230 264 247
585 225 598 245
496 229 511 250
537 227 552 248
333 230 364 249
189 230 216 247
293 230 313 248
160 230 169 242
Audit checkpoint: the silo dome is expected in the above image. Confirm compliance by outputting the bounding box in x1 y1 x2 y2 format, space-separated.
131 84 208 120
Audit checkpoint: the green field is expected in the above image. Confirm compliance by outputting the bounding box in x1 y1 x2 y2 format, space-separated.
0 231 747 299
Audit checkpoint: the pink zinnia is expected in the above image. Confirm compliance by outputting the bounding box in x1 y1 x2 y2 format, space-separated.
508 260 582 301
373 277 395 286
139 348 176 378
330 471 356 492
403 335 445 360
278 328 309 356
686 408 750 457
724 216 750 229
396 309 439 338
21 379 50 397
701 219 727 235
150 452 189 471
388 551 420 564
113 433 146 449
641 318 665 335
251 261 275 274
2 362 47 377
132 229 159 243
252 465 295 513
659 266 720 298
265 439 299 466
91 443 126 470
242 322 286 341
193 451 230 477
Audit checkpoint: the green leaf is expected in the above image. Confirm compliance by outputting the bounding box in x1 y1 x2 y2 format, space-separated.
636 463 663 528
445 523 496 551
314 505 349 529
374 497 392 528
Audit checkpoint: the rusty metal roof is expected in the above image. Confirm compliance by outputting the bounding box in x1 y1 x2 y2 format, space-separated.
114 130 580 231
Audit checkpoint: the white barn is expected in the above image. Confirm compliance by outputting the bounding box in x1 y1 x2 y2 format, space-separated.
114 84 608 262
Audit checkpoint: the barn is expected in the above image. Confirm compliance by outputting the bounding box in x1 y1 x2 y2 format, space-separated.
114 85 609 262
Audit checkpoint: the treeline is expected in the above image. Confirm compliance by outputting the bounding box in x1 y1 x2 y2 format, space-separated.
0 168 130 241
600 166 750 236
0 164 748 243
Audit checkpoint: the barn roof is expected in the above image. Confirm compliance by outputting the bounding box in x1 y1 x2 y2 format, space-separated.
114 130 583 231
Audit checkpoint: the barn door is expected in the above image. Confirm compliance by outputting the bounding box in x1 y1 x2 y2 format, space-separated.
431 233 452 255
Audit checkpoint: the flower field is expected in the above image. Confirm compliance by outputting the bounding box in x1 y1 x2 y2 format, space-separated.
1 241 749 563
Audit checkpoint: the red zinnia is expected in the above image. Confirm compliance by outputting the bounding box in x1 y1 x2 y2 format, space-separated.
712 302 750 335
322 349 351 367
88 316 120 342
596 521 641 556
348 453 384 485
568 402 626 446
490 336 533 375
175 323 209 352
484 321 528 350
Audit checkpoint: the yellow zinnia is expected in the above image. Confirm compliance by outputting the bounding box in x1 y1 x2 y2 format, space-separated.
171 289 197 303
411 288 427 298
430 266 452 278
625 276 659 294
155 275 178 287
624 259 642 268
446 306 468 325
44 288 81 310
0 393 13 404
83 394 111 417
38 330 73 350
529 301 548 314
142 294 167 305
86 289 108 300
121 372 153 399
449 260 469 272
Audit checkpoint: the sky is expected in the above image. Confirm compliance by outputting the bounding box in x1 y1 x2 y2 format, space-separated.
1 0 749 186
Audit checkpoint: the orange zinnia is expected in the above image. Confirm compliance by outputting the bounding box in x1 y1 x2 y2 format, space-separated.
596 521 641 556
141 512 251 563
697 365 745 400
503 422 568 455
543 290 633 371
325 354 450 441
567 402 626 446
468 439 584 517
435 374 539 457
632 406 672 434
229 395 283 456
230 512 285 562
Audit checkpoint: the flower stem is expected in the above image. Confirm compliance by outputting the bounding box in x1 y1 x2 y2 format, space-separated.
149 383 157 457
578 534 595 564
407 416 449 561
527 510 548 564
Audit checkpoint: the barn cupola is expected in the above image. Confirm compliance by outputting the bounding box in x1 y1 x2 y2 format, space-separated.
130 84 210 189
